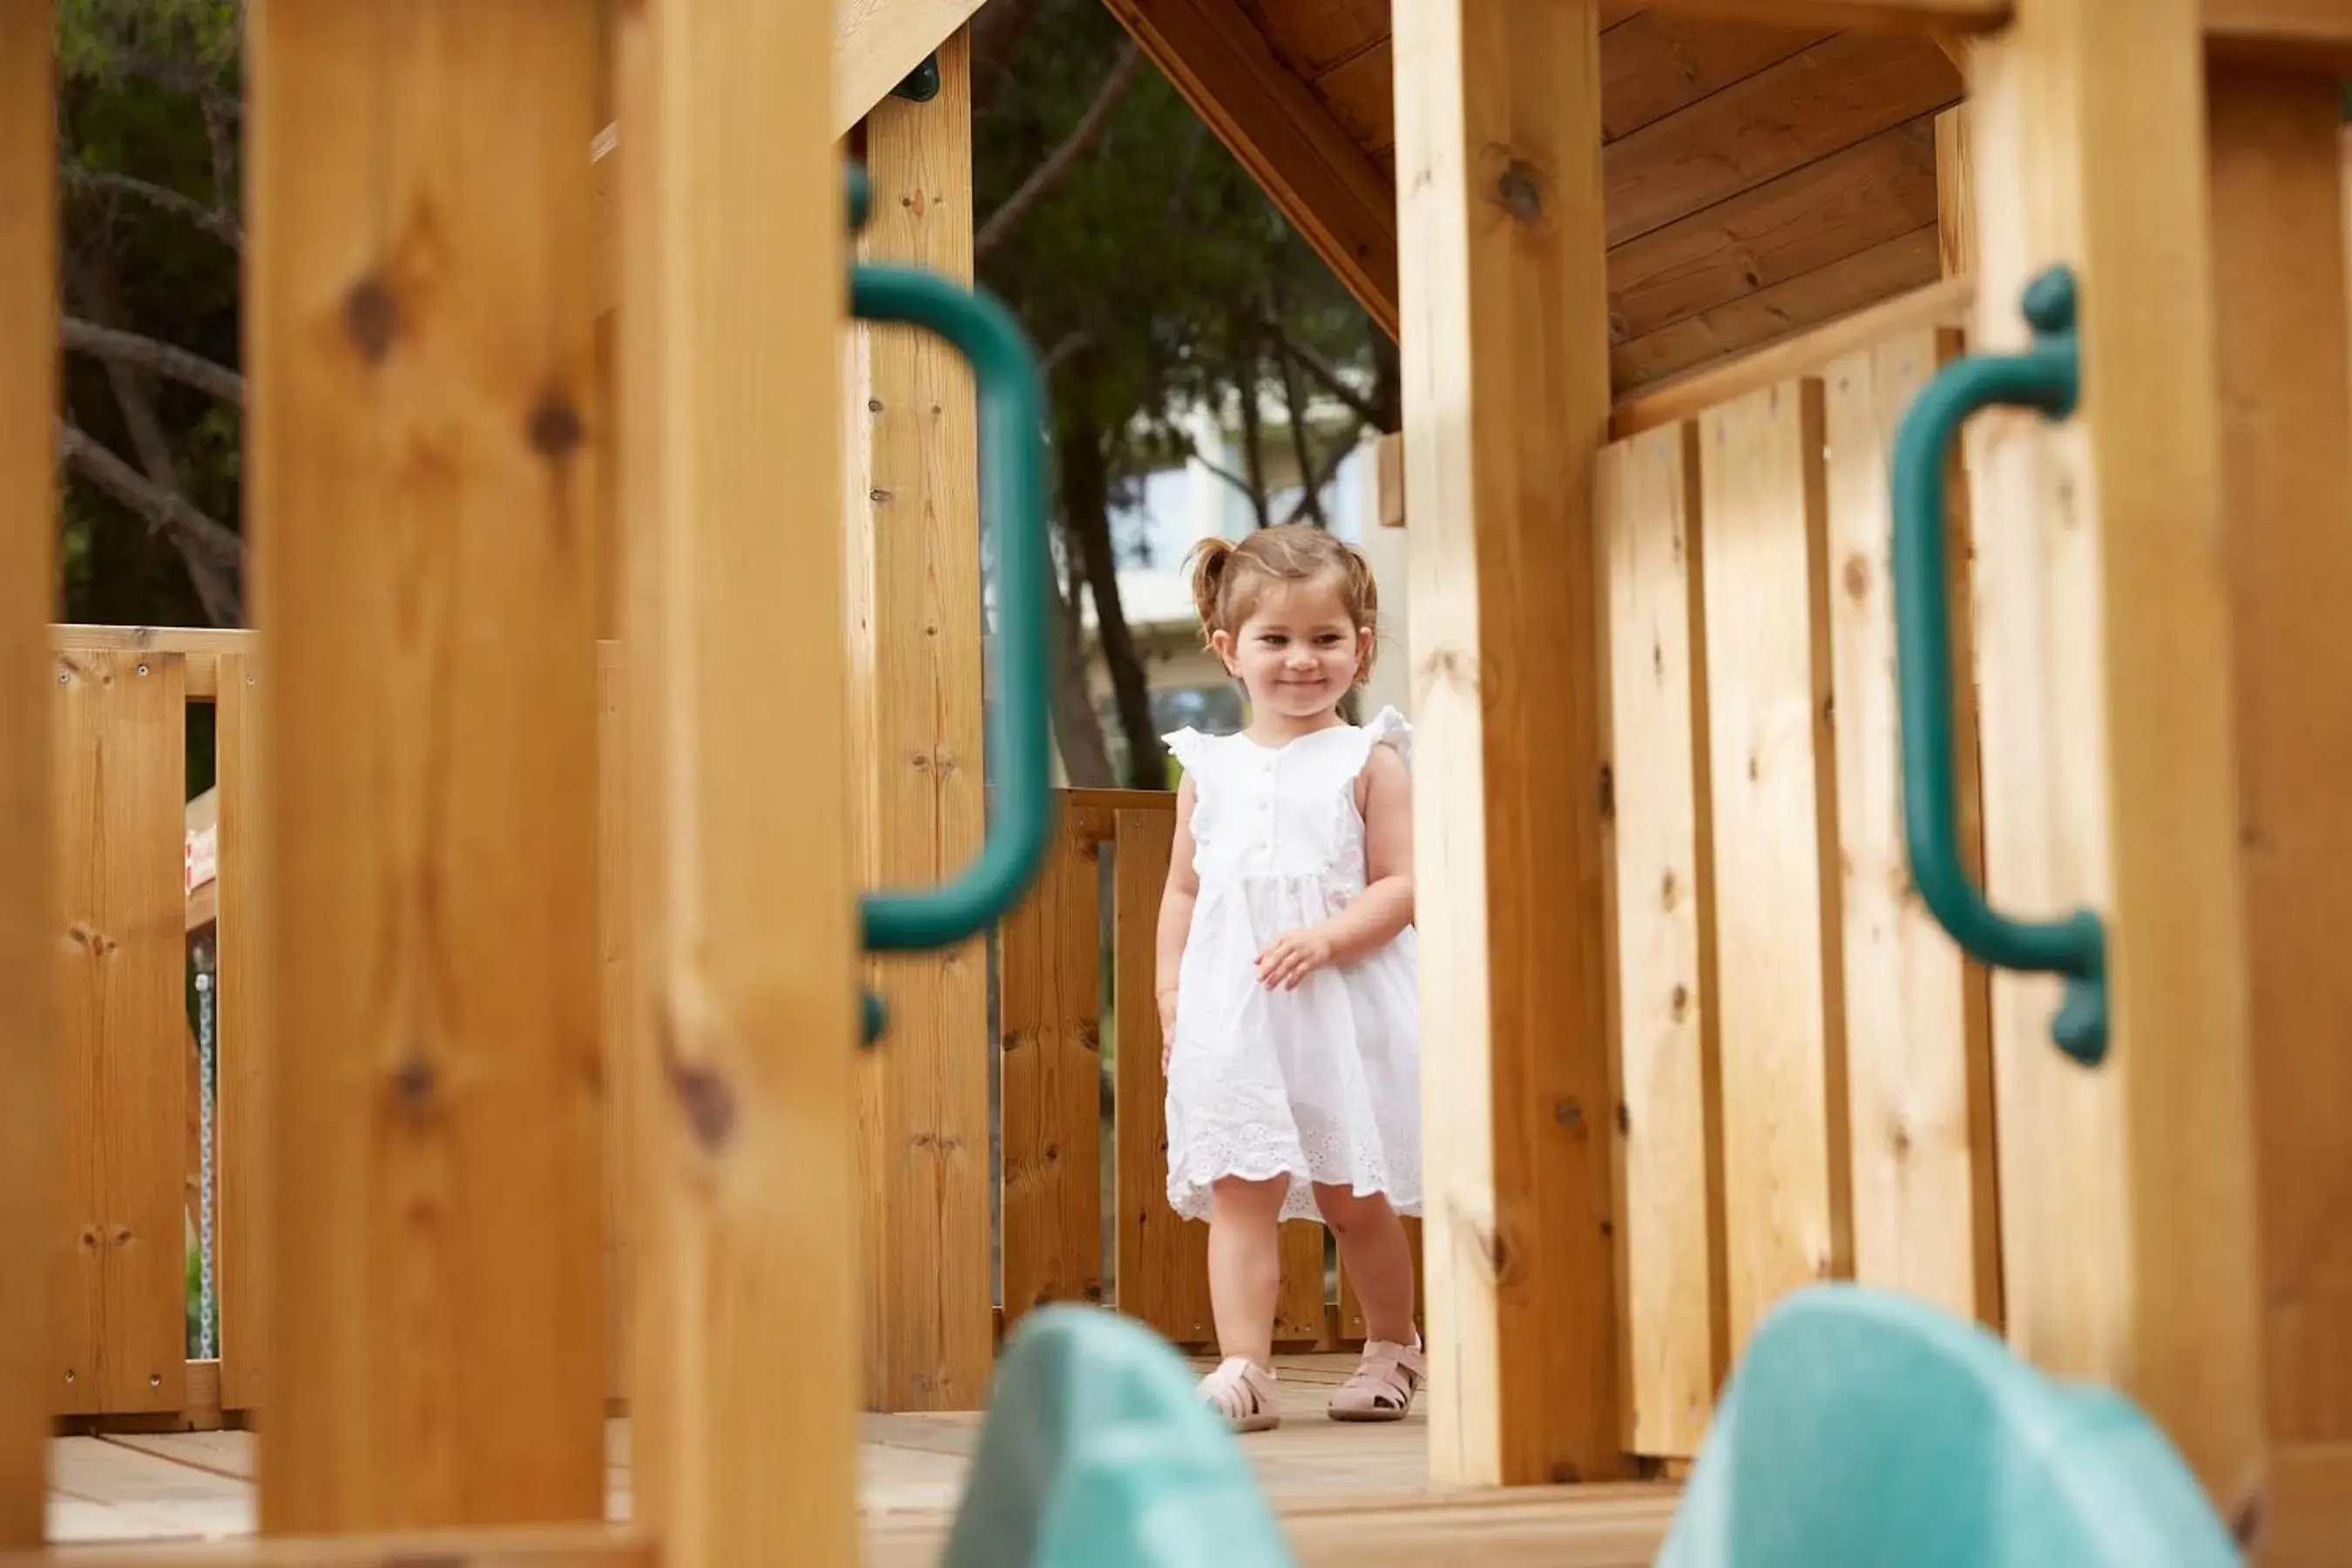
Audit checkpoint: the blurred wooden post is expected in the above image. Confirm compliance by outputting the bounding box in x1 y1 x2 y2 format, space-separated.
248 0 607 1531
2205 61 2352 1566
0 0 55 1544
1963 0 2264 1523
618 0 862 1563
849 30 994 1415
1392 0 1628 1485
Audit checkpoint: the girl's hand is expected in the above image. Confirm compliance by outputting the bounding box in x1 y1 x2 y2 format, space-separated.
1158 988 1178 1075
1256 929 1335 990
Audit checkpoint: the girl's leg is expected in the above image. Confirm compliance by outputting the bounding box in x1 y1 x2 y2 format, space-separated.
1206 1174 1289 1368
1314 1184 1417 1346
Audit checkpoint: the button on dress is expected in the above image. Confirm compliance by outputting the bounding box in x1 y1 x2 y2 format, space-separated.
1160 708 1421 1225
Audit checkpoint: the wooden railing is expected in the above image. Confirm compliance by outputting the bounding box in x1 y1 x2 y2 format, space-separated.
35 665 1418 1429
1595 307 2000 1461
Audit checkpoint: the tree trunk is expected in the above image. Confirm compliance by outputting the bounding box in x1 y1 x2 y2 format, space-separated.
1231 317 1272 531
1046 541 1115 787
1058 402 1164 789
1370 329 1402 434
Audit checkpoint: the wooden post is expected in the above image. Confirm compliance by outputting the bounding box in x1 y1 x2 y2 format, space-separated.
247 0 606 1532
1392 0 1628 1484
848 30 994 1414
1963 0 2264 1521
618 0 861 1563
2205 62 2352 1565
0 0 54 1544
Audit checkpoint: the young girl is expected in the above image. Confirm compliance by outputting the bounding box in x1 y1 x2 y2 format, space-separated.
1155 523 1423 1434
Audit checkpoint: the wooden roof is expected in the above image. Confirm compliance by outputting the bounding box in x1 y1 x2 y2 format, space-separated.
1105 0 1963 397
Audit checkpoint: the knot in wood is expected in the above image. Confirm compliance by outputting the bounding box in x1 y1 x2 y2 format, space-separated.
527 395 585 458
393 1055 436 1111
1496 161 1544 224
666 1053 738 1152
342 276 401 364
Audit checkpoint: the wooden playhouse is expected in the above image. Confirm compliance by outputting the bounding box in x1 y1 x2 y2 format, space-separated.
3 0 2349 1565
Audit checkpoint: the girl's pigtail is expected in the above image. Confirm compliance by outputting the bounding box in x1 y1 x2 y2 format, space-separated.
1186 536 1235 643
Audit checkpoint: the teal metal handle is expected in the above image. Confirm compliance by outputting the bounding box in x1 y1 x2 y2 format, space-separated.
845 166 1057 970
1890 265 2107 1066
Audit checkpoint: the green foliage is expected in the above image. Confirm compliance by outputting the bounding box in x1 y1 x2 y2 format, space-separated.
973 0 1377 541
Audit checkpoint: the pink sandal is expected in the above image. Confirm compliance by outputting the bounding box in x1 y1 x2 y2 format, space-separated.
1328 1336 1425 1422
1198 1356 1281 1433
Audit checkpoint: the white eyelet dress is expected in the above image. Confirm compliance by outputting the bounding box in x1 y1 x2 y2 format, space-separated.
1160 708 1421 1226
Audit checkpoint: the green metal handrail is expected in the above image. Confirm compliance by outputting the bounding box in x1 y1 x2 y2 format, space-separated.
1889 265 2108 1066
845 162 1057 1039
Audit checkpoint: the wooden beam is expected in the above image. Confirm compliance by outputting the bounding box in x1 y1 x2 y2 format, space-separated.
1963 0 2264 1524
618 2 862 1567
850 29 994 1414
835 0 990 138
0 0 55 1545
2205 62 2352 1566
1935 105 1976 278
1101 0 1400 337
1394 0 1626 1484
247 0 605 1532
1639 0 2352 62
0 1526 657 1567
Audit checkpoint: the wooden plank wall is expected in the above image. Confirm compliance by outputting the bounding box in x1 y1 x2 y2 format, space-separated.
51 650 191 1420
1598 329 1999 1459
0 1 55 1538
2206 62 2352 1563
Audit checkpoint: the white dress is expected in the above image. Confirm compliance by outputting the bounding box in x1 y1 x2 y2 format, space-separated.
1161 708 1422 1226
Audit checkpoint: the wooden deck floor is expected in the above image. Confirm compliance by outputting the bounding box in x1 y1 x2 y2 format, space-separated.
43 1358 1680 1565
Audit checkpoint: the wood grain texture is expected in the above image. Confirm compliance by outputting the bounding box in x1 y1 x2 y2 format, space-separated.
2205 66 2352 1561
1101 0 1399 336
1601 29 1960 249
1393 0 1626 1485
0 2 56 1539
1597 9 1829 141
1962 0 2264 1517
1613 223 1942 389
1820 331 1999 1327
997 811 1105 1328
616 0 862 1560
1608 119 1939 348
51 651 190 1421
1596 421 1726 1458
1695 380 1852 1355
852 30 992 1416
213 656 267 1414
597 645 633 1408
1610 273 1972 438
1934 104 1974 277
247 0 605 1532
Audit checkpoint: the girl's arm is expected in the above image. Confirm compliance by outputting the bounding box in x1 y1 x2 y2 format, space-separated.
1155 774 1201 1051
1258 743 1414 988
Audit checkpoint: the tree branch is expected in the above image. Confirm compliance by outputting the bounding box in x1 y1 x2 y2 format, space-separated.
1260 313 1385 430
1279 415 1366 529
64 166 244 252
57 421 245 577
975 43 1143 260
62 317 244 405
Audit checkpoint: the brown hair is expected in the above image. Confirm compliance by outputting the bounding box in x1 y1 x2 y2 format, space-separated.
1185 523 1381 680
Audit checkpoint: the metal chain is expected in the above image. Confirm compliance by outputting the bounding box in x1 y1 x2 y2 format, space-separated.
195 963 217 1362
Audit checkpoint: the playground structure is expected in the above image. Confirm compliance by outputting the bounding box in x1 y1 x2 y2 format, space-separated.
3 0 2352 1565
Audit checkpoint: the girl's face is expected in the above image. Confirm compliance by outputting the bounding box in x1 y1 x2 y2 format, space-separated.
1211 576 1369 721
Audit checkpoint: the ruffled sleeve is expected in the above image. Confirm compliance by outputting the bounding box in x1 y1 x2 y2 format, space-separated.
1162 727 1213 780
1360 706 1412 773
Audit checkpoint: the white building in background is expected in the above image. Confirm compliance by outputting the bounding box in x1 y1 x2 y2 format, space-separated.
1069 392 1409 785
